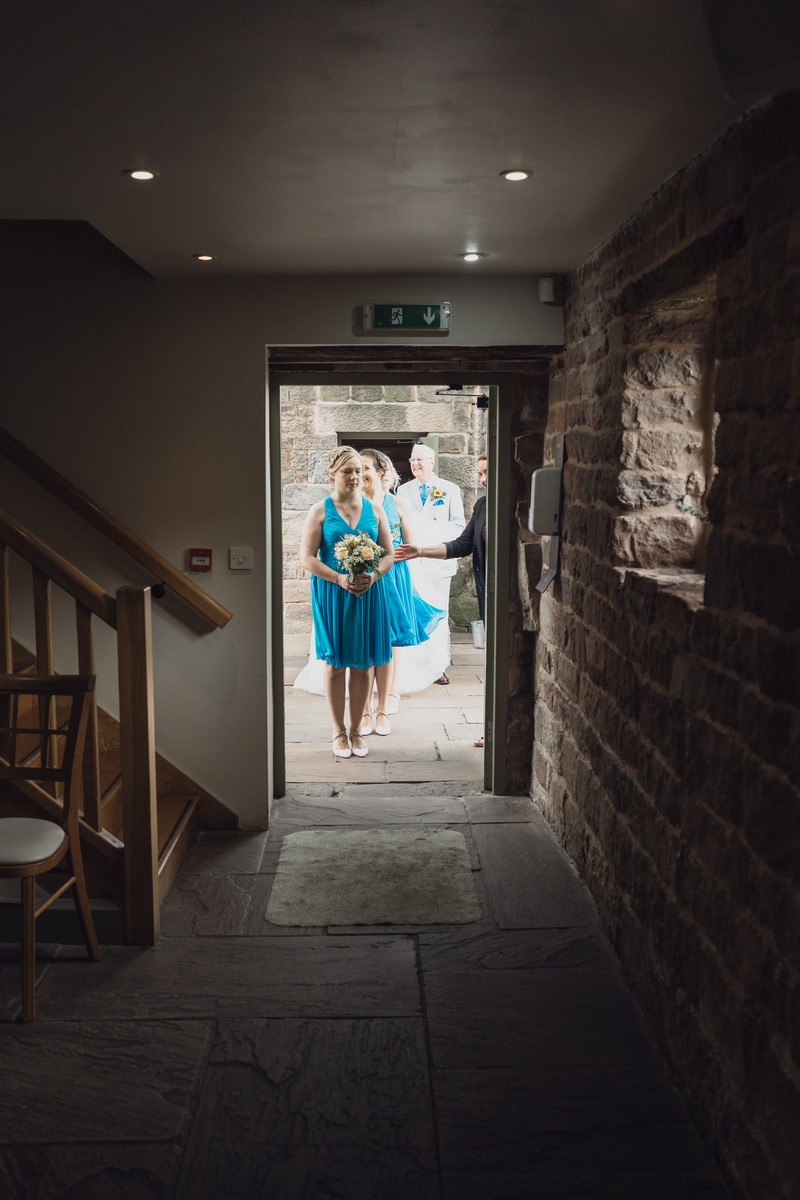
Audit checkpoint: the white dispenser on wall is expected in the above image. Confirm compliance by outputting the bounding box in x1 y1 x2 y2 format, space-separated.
528 466 562 535
531 436 566 593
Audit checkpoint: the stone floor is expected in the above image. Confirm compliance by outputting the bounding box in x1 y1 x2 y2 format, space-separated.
0 634 733 1198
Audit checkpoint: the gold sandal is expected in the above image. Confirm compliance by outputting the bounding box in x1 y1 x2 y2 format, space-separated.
332 731 352 759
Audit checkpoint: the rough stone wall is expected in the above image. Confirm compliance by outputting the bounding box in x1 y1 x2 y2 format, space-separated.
281 384 487 632
533 94 800 1198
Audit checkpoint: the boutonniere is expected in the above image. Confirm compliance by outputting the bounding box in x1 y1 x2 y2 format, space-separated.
432 487 446 499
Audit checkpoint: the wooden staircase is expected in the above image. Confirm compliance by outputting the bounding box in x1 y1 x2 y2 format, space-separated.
0 429 237 945
1 641 235 943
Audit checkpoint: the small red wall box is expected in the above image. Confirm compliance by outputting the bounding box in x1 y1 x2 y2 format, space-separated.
187 548 212 572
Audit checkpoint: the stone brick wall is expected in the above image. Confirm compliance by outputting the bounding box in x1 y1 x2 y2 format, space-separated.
533 94 800 1198
280 384 487 632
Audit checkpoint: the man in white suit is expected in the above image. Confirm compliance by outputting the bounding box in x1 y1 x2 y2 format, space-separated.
397 443 465 683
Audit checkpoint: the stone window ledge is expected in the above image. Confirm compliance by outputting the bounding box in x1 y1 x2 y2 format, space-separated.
616 566 705 611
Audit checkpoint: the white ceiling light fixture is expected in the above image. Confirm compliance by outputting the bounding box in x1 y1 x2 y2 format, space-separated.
501 168 530 181
124 168 157 181
461 251 487 262
193 254 214 262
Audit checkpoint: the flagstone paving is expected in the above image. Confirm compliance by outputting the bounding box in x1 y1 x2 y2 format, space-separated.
284 630 486 784
0 634 733 1198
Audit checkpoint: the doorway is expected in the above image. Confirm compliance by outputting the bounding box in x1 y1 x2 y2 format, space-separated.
266 344 552 808
276 379 491 796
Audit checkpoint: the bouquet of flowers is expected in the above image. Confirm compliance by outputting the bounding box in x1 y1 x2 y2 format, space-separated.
334 531 386 585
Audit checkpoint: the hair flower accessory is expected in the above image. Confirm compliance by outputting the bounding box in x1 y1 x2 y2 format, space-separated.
333 531 386 586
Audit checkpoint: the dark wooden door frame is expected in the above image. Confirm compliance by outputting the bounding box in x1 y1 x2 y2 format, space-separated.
266 344 558 803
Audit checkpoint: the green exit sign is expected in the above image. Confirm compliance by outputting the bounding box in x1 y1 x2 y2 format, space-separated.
363 302 451 331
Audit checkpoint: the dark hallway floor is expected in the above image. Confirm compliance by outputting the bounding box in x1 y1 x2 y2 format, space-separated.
0 638 734 1199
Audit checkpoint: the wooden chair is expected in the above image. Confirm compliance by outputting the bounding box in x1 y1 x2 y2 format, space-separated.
0 673 101 1020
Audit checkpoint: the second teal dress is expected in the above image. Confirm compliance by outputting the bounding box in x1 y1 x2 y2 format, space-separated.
381 493 445 646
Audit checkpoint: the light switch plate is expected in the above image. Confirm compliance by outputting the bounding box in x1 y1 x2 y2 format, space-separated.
229 546 253 570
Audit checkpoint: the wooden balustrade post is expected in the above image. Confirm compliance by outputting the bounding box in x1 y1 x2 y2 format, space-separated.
32 568 54 674
32 568 56 776
76 603 101 830
0 544 12 673
0 544 11 751
116 586 159 944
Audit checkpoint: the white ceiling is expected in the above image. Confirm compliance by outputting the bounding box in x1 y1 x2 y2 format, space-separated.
1 1 795 279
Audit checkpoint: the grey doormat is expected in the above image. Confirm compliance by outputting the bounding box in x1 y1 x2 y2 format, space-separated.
266 828 482 926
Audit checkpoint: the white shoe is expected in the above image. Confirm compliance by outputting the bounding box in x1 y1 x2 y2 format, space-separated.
349 730 369 758
359 714 373 736
332 732 351 759
374 711 391 736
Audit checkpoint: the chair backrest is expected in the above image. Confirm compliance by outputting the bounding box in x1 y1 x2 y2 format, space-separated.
0 674 96 837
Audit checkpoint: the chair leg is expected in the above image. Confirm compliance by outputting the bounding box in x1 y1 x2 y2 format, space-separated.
69 844 101 962
21 876 36 1022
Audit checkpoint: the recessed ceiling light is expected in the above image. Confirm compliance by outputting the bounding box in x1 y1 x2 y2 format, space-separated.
124 168 156 181
500 169 530 182
193 254 214 262
461 251 487 262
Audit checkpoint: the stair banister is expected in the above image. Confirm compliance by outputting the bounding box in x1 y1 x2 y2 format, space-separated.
0 513 117 626
0 425 232 630
0 545 12 673
1 510 160 943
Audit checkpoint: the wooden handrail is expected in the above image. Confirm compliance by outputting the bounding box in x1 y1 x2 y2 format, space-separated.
0 426 232 629
0 512 117 627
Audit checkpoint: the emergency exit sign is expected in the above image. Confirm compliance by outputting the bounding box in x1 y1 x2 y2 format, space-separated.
363 302 451 331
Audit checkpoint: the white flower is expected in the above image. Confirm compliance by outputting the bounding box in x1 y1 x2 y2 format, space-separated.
333 530 386 584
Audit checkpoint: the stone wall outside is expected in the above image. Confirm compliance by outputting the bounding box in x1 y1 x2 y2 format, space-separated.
534 93 800 1198
280 385 488 632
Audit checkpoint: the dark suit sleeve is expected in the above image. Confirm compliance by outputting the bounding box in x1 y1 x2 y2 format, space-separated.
444 513 477 560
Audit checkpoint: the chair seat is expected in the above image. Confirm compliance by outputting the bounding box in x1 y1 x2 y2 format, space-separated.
0 674 99 1018
0 817 66 866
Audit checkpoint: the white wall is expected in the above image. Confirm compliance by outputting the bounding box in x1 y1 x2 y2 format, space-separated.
0 227 562 826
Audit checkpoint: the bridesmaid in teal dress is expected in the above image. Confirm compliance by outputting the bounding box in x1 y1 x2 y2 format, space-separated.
299 446 395 759
357 448 445 735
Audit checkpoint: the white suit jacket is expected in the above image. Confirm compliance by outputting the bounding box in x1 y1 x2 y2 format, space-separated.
397 472 466 580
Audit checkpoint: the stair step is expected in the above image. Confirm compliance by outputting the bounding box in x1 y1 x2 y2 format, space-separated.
0 880 125 944
158 794 200 903
5 640 235 942
0 791 199 944
11 644 36 674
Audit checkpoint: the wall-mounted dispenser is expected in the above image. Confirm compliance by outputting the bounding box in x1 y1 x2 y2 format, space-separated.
528 466 562 535
532 436 565 593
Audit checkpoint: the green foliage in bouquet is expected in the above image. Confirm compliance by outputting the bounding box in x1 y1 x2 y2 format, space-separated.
334 531 386 584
